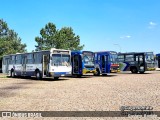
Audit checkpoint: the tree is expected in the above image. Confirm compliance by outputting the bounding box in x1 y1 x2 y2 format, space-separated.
0 19 27 59
35 22 84 51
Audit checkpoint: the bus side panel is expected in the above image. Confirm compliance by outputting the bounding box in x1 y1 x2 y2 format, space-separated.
14 64 23 76
25 64 42 76
119 62 130 71
2 57 10 74
8 64 14 75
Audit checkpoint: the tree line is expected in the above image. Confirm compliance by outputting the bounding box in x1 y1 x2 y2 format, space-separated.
0 19 84 59
0 19 84 72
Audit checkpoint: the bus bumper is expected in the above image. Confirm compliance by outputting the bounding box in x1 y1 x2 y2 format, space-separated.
49 72 72 77
83 69 96 74
147 68 156 71
110 68 120 73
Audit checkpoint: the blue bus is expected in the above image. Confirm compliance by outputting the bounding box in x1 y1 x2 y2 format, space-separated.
94 51 111 76
145 52 155 70
118 52 155 73
107 51 120 73
156 53 160 68
71 51 96 77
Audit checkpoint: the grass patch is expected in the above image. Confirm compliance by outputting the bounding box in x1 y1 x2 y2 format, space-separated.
0 76 8 78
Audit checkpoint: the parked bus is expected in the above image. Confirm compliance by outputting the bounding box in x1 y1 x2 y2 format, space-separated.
107 51 120 73
156 53 160 68
94 51 111 76
71 51 96 77
2 48 72 80
118 52 155 73
145 52 155 70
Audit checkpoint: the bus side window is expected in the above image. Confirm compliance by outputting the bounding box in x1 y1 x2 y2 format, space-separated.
125 55 134 61
118 55 124 62
2 58 5 65
10 56 15 64
16 55 22 64
136 56 138 61
98 55 100 61
27 54 33 64
95 54 97 60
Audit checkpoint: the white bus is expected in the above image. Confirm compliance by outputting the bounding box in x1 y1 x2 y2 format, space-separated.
2 48 72 80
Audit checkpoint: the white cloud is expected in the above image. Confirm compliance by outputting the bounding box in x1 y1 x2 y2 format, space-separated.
149 21 156 26
148 21 157 29
120 35 131 39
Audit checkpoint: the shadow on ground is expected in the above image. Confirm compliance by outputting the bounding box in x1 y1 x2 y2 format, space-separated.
7 76 70 81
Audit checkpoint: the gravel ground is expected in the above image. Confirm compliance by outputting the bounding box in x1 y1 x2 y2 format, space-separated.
0 71 160 120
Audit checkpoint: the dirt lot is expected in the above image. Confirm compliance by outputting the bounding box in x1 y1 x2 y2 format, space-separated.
0 71 160 120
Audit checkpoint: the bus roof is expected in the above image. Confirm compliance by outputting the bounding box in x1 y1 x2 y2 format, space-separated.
156 53 160 56
94 51 117 54
3 48 71 57
71 51 93 54
118 52 146 55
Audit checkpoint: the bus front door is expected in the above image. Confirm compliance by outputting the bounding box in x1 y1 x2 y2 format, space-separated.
72 55 82 75
158 56 160 68
101 55 109 74
21 56 27 75
42 55 49 77
4 58 10 73
135 53 145 73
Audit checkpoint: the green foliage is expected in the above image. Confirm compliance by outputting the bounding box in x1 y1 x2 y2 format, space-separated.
35 22 84 51
0 19 27 59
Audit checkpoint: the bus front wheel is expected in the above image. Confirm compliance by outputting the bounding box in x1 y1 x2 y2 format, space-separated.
54 77 59 80
77 74 82 78
131 67 138 73
10 70 15 78
94 69 100 76
102 74 107 76
139 71 144 74
36 71 41 80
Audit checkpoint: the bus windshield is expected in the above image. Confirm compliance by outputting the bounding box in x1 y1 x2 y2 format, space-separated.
52 54 70 66
110 53 118 63
146 53 154 61
83 52 94 66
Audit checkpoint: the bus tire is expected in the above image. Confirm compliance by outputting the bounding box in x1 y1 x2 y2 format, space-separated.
77 74 82 78
131 67 138 73
94 69 100 76
54 77 59 80
36 71 41 80
11 70 15 78
102 74 107 76
139 71 144 74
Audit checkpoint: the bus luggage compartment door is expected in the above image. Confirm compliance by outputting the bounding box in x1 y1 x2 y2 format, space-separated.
72 55 82 74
